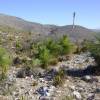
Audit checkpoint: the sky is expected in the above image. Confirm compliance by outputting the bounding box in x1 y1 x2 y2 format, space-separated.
0 0 100 29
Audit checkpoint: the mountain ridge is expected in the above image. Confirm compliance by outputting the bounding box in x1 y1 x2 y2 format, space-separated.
0 13 97 41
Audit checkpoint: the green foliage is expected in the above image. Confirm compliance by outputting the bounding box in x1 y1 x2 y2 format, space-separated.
53 69 65 86
44 38 61 56
62 96 74 100
30 35 74 69
75 39 90 53
59 35 74 55
86 36 100 65
16 40 22 50
38 45 51 69
20 96 26 100
0 47 11 80
32 58 42 67
15 40 23 54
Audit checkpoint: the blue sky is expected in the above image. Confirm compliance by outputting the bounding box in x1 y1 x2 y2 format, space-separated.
0 0 100 28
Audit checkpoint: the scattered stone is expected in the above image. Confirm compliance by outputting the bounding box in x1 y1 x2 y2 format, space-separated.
73 91 82 100
82 75 92 82
39 96 53 100
0 53 99 100
69 85 75 91
37 87 50 96
87 93 95 100
16 69 26 78
12 91 19 97
13 57 22 65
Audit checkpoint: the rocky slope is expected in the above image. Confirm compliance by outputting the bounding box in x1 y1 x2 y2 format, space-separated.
0 52 100 100
0 13 96 41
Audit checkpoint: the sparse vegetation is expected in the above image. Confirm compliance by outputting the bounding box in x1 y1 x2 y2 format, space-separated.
0 47 12 80
53 69 65 86
32 58 42 68
30 35 74 69
62 96 74 100
59 35 74 55
15 40 22 50
86 36 100 66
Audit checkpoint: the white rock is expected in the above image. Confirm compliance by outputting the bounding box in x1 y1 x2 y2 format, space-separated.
30 75 34 79
83 75 92 82
39 78 45 83
70 85 75 91
25 76 29 79
39 96 51 100
73 91 81 99
15 98 20 100
43 87 48 91
48 85 55 92
46 91 50 96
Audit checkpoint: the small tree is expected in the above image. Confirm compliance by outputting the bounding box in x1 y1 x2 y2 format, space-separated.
38 45 51 69
0 47 11 80
59 35 74 55
45 38 61 56
87 37 100 66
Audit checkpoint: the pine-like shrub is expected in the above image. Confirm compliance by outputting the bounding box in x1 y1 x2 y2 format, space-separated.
0 47 12 80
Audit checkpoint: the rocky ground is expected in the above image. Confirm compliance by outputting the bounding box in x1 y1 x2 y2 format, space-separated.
0 52 100 100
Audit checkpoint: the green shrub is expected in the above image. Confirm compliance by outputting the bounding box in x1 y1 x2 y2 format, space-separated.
32 58 42 67
62 96 74 100
87 36 100 66
44 38 61 56
0 47 12 80
59 35 74 55
16 40 21 49
15 40 22 54
38 45 51 69
30 35 75 69
53 69 65 86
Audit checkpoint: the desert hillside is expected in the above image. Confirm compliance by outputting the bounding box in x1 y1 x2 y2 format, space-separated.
0 13 97 42
0 13 99 100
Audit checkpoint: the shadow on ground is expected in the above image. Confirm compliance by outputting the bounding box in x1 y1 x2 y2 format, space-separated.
65 65 100 77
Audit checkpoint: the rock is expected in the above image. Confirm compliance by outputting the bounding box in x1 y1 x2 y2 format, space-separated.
69 85 75 91
73 91 82 100
7 74 16 83
12 91 19 97
16 67 33 78
16 68 26 78
44 69 58 81
37 86 55 97
58 56 67 62
30 75 34 79
15 98 20 100
82 75 92 82
37 87 47 96
95 88 100 93
87 93 95 100
39 78 45 83
48 86 56 92
29 67 45 78
13 57 22 65
39 96 52 100
82 75 98 83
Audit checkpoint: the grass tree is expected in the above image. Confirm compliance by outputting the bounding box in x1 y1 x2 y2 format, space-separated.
0 47 11 80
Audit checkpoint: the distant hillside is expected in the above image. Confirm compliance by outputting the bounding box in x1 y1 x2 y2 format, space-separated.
0 13 97 41
92 29 100 32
